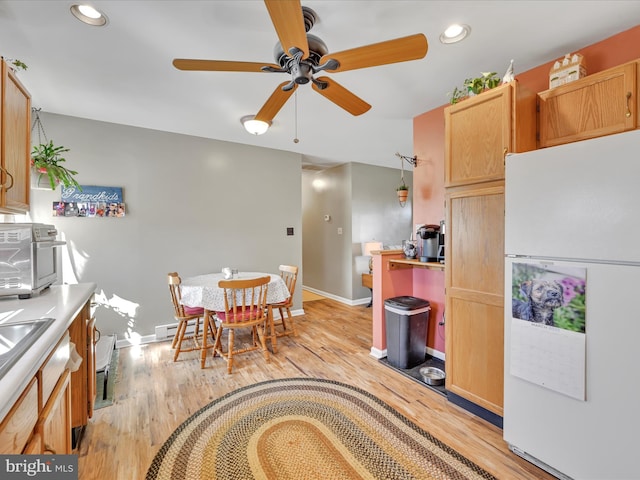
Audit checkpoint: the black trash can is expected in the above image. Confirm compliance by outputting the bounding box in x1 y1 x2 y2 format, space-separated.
384 296 431 369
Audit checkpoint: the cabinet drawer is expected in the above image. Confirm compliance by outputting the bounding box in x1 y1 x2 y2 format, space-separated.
39 332 70 409
0 378 38 453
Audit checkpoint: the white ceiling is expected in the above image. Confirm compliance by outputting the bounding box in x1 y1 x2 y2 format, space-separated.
2 1 640 169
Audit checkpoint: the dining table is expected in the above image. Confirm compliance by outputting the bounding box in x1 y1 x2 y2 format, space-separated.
180 271 291 367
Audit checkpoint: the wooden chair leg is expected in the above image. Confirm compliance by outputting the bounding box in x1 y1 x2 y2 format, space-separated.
257 326 270 363
174 320 187 362
266 305 278 354
278 307 287 331
286 307 298 336
170 326 180 349
200 314 210 369
193 318 201 349
213 325 222 358
208 318 217 344
227 329 235 374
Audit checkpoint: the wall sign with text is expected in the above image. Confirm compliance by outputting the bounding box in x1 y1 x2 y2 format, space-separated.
54 185 126 218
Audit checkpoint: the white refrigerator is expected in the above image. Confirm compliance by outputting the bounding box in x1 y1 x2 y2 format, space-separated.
504 130 640 480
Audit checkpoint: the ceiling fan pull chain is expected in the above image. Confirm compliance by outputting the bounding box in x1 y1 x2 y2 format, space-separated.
293 91 299 144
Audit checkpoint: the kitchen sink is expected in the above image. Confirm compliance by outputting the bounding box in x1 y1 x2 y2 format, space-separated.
0 318 55 380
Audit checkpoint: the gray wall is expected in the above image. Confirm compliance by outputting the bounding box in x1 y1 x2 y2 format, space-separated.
302 162 412 302
26 113 302 342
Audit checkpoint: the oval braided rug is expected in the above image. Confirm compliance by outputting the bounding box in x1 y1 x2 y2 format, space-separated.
146 378 497 480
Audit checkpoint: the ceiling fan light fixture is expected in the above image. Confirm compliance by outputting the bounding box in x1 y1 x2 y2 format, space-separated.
241 115 271 135
70 4 108 26
439 24 470 44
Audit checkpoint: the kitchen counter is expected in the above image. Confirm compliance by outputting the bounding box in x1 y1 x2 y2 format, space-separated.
0 283 96 422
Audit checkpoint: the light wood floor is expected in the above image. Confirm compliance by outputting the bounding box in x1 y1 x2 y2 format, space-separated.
76 298 553 480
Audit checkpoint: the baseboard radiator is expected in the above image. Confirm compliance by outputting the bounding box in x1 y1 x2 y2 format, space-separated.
154 322 195 341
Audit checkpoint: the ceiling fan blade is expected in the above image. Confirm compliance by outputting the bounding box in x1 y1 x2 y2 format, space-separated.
320 33 428 73
312 77 371 116
255 82 298 123
172 59 280 73
264 0 309 60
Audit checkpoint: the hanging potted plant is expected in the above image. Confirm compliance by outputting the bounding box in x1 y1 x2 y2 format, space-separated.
396 183 409 203
30 107 81 191
31 140 81 190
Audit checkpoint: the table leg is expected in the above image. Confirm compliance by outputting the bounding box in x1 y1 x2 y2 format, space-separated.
366 288 373 308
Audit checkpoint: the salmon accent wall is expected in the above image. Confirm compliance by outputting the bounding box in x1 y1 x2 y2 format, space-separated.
410 105 447 353
516 25 640 94
380 24 640 357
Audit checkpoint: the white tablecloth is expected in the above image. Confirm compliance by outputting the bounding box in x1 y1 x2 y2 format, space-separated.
180 272 290 312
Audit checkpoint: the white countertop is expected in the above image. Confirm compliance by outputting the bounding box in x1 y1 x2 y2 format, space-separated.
0 283 97 422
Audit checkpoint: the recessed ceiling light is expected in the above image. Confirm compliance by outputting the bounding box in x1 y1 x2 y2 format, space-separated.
439 24 470 44
70 4 108 26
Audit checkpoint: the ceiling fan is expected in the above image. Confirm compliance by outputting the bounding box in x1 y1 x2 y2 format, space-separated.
172 0 428 126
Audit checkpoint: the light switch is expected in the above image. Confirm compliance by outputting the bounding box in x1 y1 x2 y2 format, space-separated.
337 227 343 235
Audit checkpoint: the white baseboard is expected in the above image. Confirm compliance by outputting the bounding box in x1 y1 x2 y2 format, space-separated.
302 286 369 307
426 347 445 362
371 346 445 361
115 307 307 349
370 346 386 359
116 334 157 349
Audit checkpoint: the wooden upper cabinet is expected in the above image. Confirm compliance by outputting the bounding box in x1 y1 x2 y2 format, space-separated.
444 81 536 188
538 60 638 148
0 59 31 214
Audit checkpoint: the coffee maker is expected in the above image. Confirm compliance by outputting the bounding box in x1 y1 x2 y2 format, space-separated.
417 224 440 262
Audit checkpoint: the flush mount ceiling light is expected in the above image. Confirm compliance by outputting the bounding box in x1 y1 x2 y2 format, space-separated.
70 4 108 26
241 115 271 135
439 24 470 44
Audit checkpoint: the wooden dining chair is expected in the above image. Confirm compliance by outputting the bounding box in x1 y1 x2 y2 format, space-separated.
268 265 299 341
167 272 215 362
213 276 271 373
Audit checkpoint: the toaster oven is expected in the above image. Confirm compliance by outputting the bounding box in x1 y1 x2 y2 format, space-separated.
0 223 66 299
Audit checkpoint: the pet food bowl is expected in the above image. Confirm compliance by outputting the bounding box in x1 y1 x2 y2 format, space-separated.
419 367 445 386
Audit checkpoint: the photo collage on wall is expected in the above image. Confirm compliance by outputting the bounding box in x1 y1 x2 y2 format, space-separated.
53 185 125 218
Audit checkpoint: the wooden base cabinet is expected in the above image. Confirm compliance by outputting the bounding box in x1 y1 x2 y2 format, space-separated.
445 185 505 415
444 81 536 419
69 299 96 432
38 370 72 455
0 378 38 453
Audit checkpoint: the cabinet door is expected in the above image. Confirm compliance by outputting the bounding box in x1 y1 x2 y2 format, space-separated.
445 86 511 187
445 185 505 415
38 370 72 455
445 82 536 188
0 378 38 453
22 433 42 454
69 299 93 429
87 317 97 418
538 61 637 148
0 60 31 213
